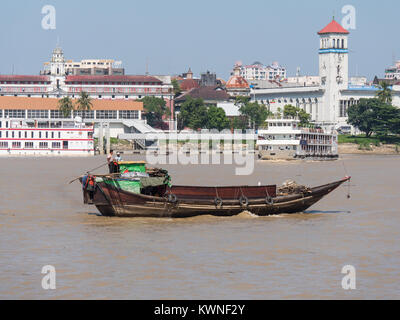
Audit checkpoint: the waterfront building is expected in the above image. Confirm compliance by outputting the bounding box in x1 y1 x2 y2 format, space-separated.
248 19 400 131
0 46 175 127
0 96 153 139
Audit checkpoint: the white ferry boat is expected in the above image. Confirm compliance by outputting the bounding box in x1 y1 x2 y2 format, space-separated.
257 118 338 160
0 117 94 157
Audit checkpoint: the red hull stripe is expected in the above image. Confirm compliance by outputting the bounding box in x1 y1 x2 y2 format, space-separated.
0 128 93 132
0 139 93 142
0 149 94 151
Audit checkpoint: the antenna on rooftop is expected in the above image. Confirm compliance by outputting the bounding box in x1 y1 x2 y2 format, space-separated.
146 57 149 75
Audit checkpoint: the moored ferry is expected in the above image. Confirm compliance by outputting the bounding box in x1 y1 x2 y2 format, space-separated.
257 118 338 160
0 118 94 157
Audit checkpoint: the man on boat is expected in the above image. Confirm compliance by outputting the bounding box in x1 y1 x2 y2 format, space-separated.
115 152 122 162
107 150 115 173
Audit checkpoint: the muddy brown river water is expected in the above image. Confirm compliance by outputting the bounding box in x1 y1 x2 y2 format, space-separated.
0 154 399 299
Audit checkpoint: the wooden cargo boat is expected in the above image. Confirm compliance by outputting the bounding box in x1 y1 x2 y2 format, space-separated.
79 161 350 218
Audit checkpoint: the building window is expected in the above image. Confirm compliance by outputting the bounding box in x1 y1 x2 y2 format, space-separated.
51 110 68 119
74 111 95 119
12 142 22 149
0 142 8 148
25 142 34 149
4 110 25 118
39 142 48 149
52 142 61 149
27 110 49 119
119 110 139 119
96 110 117 119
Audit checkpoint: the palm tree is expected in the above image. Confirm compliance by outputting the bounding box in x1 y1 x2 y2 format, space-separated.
58 97 74 118
75 91 93 121
376 81 393 104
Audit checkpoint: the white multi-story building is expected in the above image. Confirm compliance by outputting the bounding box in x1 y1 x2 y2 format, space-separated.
0 47 175 123
250 19 400 130
0 96 150 139
240 62 287 81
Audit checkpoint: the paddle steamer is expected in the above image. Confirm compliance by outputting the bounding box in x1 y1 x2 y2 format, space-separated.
257 119 339 160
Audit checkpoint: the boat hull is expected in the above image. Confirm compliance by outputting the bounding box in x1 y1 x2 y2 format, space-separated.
86 178 349 218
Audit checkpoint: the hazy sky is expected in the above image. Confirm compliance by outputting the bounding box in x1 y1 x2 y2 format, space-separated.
0 0 398 80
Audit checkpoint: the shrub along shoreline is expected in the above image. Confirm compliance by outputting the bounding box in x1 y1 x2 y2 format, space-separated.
338 135 400 154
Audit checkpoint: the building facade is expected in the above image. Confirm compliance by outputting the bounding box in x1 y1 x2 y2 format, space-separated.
249 19 400 130
0 47 175 127
240 62 287 81
0 96 152 139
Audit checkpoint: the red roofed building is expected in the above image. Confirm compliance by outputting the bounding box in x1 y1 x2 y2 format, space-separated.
180 79 200 92
318 19 350 35
226 64 250 96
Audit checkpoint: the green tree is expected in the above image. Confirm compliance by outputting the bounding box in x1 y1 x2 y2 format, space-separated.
58 97 74 118
139 96 170 129
298 109 311 127
376 81 393 104
171 79 182 97
231 117 248 130
283 104 298 118
347 98 400 137
75 91 93 120
206 105 230 131
235 96 271 129
178 97 208 130
283 104 311 126
234 96 251 107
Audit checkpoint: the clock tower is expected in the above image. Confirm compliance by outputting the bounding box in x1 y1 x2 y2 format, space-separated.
318 19 349 123
50 46 66 92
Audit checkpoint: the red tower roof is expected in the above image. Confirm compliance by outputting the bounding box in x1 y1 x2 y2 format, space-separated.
226 75 249 89
318 19 349 35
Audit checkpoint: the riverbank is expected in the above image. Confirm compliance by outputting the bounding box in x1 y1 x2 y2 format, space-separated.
339 143 400 155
